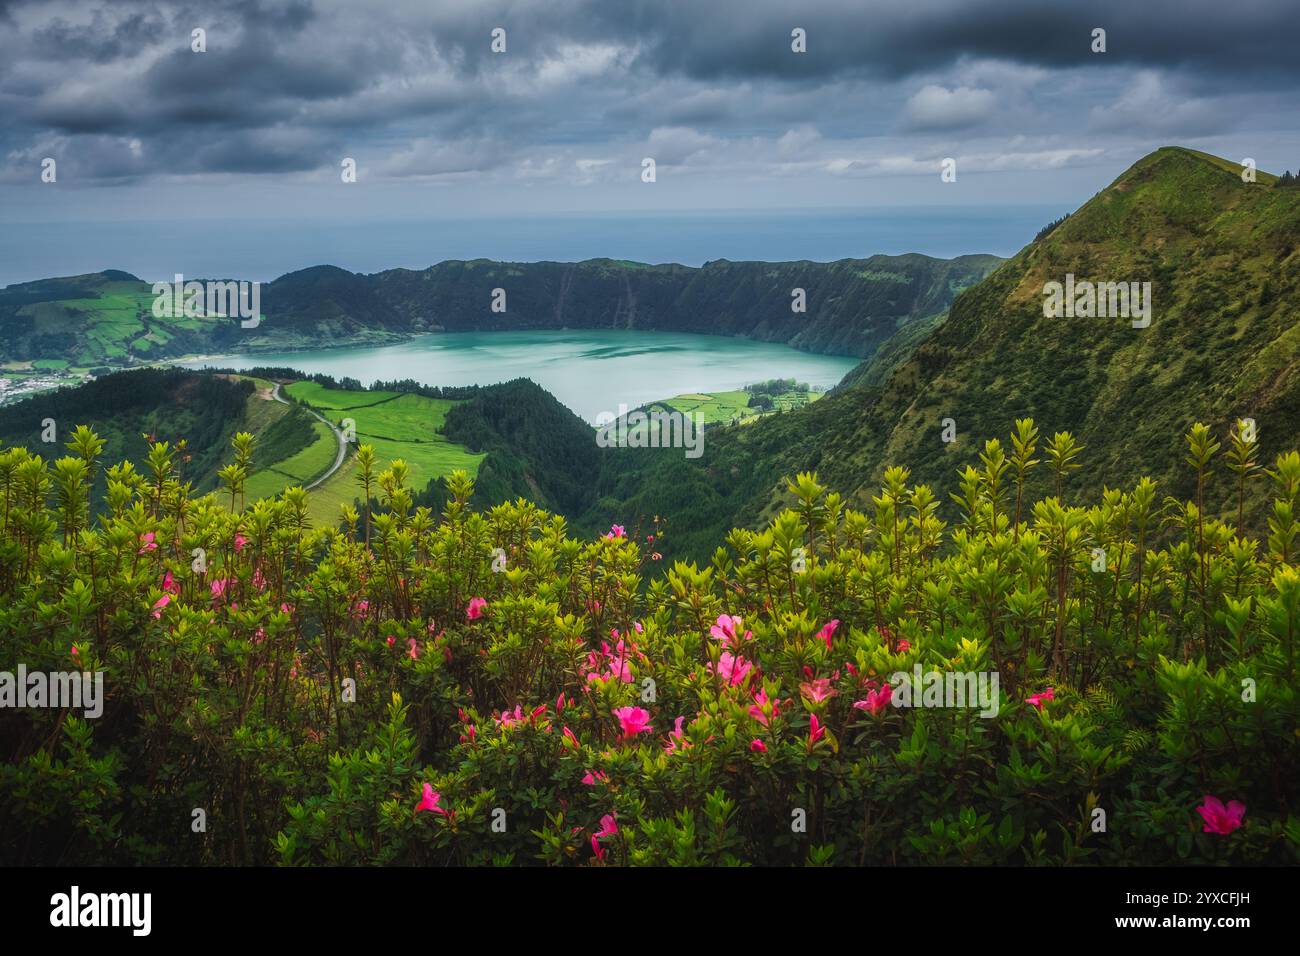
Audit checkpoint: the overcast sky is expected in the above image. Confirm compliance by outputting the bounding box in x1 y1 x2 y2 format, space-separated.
1 0 1298 224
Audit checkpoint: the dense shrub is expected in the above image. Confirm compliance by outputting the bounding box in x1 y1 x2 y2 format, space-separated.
0 419 1297 865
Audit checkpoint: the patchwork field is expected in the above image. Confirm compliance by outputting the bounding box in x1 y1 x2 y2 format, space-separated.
282 381 485 524
647 388 821 425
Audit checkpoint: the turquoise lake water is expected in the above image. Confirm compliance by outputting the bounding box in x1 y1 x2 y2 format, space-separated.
181 329 860 423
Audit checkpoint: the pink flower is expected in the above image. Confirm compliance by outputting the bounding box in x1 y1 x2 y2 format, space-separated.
807 713 825 748
711 651 754 688
466 597 488 620
897 640 911 653
234 533 248 553
151 594 171 619
138 531 157 554
1196 795 1246 835
407 638 421 660
386 636 396 647
748 687 782 727
496 704 525 729
605 524 625 540
591 812 618 857
562 726 580 749
1025 687 1055 710
613 705 652 739
817 619 840 649
710 614 750 648
210 577 229 598
750 739 767 753
581 770 609 786
664 715 690 754
415 783 450 818
352 599 369 618
800 677 838 704
853 684 893 716
161 570 178 594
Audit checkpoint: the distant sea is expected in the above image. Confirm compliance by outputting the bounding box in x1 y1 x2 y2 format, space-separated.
0 206 1061 287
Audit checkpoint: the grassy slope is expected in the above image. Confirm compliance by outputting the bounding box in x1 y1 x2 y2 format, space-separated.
648 389 820 426
283 382 484 524
591 147 1300 560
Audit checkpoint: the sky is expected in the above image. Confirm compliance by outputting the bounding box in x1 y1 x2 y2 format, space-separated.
0 0 1297 272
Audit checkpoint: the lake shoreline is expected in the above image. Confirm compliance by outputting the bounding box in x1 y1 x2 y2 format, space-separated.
175 328 861 425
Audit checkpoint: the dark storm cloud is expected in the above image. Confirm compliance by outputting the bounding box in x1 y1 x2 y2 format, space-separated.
0 0 1296 183
598 0 1300 82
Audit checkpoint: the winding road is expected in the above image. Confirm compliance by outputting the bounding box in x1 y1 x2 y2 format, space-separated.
271 382 350 490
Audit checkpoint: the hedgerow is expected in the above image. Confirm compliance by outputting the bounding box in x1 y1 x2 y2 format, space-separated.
0 419 1296 865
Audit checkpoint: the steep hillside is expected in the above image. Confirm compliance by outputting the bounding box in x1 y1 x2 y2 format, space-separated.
367 254 1001 358
0 368 258 495
591 147 1300 558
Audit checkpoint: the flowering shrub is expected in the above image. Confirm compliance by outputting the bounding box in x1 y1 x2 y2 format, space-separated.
0 420 1297 866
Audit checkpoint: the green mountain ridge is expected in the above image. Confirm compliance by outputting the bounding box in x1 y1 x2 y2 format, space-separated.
588 146 1300 558
0 253 1002 370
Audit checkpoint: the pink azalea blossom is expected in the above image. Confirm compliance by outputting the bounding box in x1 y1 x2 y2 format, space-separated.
496 704 525 728
1025 687 1055 710
853 683 893 716
138 532 157 554
414 783 450 818
897 640 911 653
748 687 782 727
808 713 825 748
466 596 488 620
800 677 838 704
234 533 248 553
407 638 421 660
664 715 690 754
605 524 625 540
151 594 170 618
1196 795 1246 835
161 570 178 594
817 619 840 649
210 578 229 598
711 651 754 687
750 739 767 753
581 770 609 786
710 614 751 648
614 705 652 739
591 812 618 857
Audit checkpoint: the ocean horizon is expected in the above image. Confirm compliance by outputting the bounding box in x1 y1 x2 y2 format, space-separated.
0 205 1059 287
